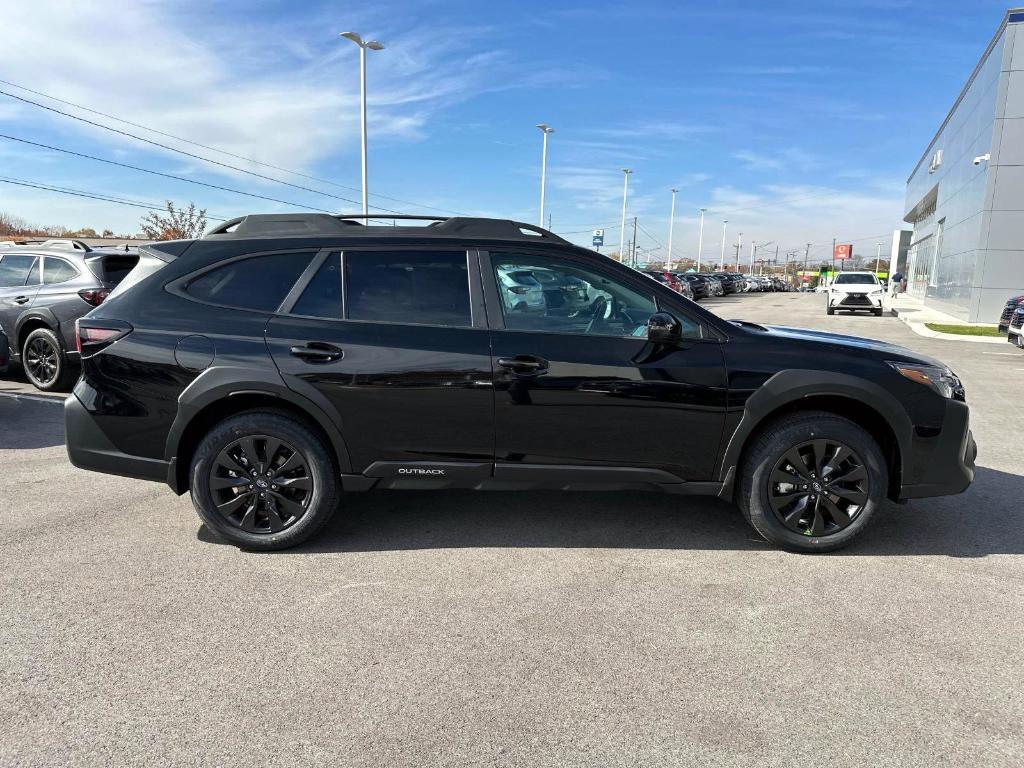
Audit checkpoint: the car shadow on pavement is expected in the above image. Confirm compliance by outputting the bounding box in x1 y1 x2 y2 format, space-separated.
198 465 1024 556
0 397 65 450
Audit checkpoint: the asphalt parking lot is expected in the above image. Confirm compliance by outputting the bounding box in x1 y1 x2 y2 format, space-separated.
2 292 1022 767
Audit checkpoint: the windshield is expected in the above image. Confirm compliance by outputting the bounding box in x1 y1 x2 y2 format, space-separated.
833 273 878 285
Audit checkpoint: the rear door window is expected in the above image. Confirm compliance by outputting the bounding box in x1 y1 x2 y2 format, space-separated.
292 253 342 319
344 250 470 326
185 251 316 312
0 254 38 287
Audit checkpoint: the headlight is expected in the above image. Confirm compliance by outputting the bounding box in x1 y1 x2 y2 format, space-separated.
870 289 883 295
888 362 963 399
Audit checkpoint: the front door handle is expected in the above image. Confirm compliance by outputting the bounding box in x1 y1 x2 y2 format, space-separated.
497 355 549 375
289 342 344 363
13 296 30 305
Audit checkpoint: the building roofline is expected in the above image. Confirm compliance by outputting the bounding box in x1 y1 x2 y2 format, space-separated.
907 7 1024 182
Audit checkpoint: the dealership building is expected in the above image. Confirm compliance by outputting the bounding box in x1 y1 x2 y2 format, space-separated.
904 7 1024 322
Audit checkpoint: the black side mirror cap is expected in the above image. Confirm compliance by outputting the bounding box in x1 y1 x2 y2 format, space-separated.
647 312 682 344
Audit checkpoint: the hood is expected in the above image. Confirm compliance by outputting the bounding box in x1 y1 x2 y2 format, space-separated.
760 324 946 367
828 281 883 293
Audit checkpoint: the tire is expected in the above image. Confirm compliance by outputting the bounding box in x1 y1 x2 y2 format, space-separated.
190 410 338 551
737 411 888 553
22 327 73 391
873 308 884 317
826 305 835 316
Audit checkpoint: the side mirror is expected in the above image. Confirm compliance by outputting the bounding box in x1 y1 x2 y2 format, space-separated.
647 312 682 344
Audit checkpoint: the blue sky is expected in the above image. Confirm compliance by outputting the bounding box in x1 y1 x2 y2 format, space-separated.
0 0 1016 264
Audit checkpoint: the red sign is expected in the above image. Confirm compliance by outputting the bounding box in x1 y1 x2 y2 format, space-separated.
834 244 853 260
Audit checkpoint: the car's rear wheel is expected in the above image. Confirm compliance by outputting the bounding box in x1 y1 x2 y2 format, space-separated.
738 411 887 553
190 410 338 550
22 327 72 391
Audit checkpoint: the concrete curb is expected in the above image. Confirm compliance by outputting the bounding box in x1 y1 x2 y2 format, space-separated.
888 305 1007 344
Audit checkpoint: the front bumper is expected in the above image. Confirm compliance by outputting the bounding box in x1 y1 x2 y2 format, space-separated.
828 292 884 308
65 392 168 483
899 399 976 499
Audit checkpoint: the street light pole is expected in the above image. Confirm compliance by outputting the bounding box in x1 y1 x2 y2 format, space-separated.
696 208 706 273
666 188 678 270
340 32 385 218
618 169 632 263
749 241 756 274
736 232 743 271
875 241 883 275
536 124 554 228
719 220 728 270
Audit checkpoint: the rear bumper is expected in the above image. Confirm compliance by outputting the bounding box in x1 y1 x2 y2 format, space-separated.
899 399 976 500
64 392 168 483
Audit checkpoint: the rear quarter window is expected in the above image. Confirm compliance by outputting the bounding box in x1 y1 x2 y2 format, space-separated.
185 251 316 312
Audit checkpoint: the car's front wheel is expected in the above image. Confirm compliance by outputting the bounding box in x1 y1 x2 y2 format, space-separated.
738 411 888 553
22 327 72 391
190 410 338 550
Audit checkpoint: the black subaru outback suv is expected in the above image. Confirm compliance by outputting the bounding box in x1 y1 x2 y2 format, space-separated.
65 214 976 553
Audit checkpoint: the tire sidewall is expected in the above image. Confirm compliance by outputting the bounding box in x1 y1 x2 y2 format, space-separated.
742 416 888 553
22 327 67 391
190 412 337 550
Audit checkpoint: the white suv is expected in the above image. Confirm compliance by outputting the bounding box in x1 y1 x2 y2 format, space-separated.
826 272 885 316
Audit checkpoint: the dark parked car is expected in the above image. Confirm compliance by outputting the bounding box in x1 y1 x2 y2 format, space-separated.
0 240 138 390
677 273 710 300
65 214 975 554
710 272 741 294
1009 305 1024 348
998 294 1024 333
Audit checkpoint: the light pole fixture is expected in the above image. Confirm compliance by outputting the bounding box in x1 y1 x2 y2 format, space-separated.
719 220 728 270
536 124 555 228
696 208 707 272
340 31 385 218
666 188 678 270
618 169 632 263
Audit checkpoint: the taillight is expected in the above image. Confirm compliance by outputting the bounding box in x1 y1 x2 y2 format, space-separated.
78 288 111 307
75 318 132 357
508 286 531 295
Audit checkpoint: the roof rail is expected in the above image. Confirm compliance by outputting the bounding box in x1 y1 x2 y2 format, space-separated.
39 238 93 252
203 213 568 244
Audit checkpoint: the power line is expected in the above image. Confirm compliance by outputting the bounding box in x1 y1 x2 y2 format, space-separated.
0 88 412 213
0 133 339 214
0 77 468 216
0 175 228 220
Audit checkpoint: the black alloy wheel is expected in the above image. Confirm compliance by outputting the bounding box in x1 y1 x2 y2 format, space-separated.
768 439 869 537
209 434 313 534
25 336 59 386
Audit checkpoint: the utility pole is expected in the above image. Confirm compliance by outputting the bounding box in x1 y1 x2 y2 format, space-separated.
696 208 707 273
875 241 883 275
618 169 632 264
719 220 728 271
666 188 678 270
804 243 811 274
736 232 743 271
831 236 837 280
631 216 638 267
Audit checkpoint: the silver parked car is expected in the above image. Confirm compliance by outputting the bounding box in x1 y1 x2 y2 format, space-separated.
0 239 138 390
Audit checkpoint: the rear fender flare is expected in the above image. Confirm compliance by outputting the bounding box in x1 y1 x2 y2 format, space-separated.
166 365 353 477
14 307 60 350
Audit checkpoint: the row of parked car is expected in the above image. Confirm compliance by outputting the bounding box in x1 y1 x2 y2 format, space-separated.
639 269 791 300
999 293 1024 349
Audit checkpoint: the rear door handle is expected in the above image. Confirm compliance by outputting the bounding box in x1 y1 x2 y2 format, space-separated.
289 342 344 363
497 355 549 375
13 296 29 305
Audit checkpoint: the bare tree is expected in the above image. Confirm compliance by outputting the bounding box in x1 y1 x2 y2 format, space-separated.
139 201 207 240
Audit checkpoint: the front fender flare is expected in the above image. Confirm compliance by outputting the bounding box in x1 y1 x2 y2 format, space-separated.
717 368 912 495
